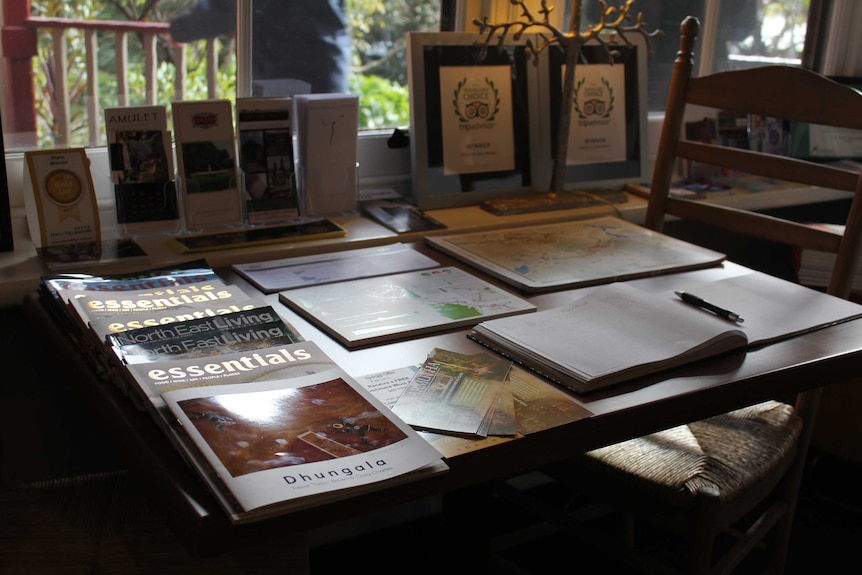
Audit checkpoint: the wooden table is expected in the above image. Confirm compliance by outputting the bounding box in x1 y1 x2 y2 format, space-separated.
21 246 862 558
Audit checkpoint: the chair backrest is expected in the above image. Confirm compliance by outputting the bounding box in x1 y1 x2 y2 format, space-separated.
641 16 862 301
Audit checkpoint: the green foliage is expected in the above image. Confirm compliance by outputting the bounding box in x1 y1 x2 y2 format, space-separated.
31 1 111 147
348 0 441 86
27 0 436 147
349 73 410 130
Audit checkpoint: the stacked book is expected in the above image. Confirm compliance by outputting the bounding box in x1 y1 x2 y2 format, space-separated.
37 260 446 525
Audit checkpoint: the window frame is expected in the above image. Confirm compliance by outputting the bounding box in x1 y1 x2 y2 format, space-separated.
3 0 861 213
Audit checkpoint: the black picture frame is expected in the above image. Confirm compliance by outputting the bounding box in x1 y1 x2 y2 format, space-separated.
407 32 543 209
0 109 13 252
542 33 651 191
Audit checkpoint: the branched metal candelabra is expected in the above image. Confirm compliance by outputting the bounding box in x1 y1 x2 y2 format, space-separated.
473 0 659 196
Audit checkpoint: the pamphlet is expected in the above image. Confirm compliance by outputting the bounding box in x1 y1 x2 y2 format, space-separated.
391 347 514 438
104 104 180 235
236 97 299 224
356 363 594 459
232 242 440 293
172 99 243 230
293 93 359 217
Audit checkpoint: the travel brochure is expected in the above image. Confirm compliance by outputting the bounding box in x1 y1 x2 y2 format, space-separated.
293 93 359 217
391 347 516 438
232 242 440 293
24 148 101 250
172 99 243 230
104 104 181 235
236 96 300 225
355 356 594 459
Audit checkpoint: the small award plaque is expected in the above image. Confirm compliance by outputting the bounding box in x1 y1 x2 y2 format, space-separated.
24 148 101 250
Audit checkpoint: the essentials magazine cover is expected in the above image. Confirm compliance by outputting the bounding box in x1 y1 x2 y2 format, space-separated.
161 342 446 523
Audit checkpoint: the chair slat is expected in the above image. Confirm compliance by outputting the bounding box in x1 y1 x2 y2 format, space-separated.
687 67 862 131
675 141 861 192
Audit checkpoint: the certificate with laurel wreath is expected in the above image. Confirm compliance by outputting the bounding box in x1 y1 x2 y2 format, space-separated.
564 62 627 165
439 65 515 175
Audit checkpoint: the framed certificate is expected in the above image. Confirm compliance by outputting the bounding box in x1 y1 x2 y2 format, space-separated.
407 32 543 209
0 110 12 252
541 33 651 191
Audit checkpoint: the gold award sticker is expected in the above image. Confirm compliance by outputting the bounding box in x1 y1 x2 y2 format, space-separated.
45 169 83 205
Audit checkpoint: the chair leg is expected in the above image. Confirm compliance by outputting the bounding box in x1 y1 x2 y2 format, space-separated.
766 478 804 573
622 511 635 549
689 487 721 575
768 413 817 573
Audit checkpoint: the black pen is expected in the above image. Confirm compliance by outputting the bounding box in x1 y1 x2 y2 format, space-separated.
675 291 744 323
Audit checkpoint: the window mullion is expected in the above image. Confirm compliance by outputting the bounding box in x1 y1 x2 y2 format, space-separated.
697 0 721 76
236 0 253 98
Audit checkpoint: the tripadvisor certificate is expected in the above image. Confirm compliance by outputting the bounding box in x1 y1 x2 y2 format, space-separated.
566 62 627 165
439 65 515 175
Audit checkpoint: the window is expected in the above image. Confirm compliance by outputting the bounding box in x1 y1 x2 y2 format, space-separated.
1 0 859 209
0 1 836 148
0 0 444 203
1 0 443 150
578 1 810 113
238 1 444 130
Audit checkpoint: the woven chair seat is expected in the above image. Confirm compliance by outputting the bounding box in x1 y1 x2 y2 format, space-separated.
583 400 803 508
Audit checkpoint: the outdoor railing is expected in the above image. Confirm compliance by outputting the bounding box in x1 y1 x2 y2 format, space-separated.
4 14 221 148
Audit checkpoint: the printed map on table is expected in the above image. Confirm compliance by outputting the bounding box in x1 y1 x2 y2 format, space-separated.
426 215 726 292
278 266 535 348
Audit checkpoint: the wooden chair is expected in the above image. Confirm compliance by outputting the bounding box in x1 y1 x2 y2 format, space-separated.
497 16 862 575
